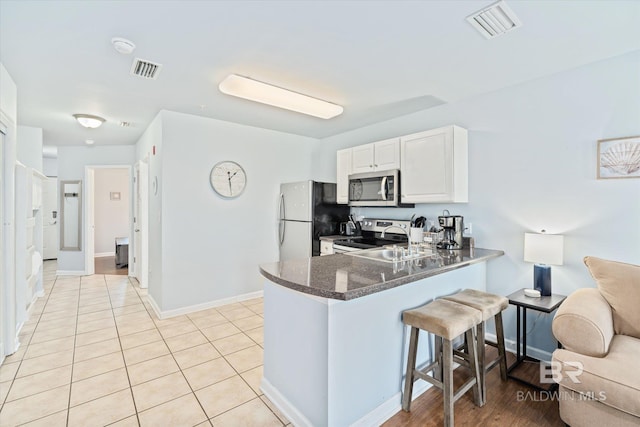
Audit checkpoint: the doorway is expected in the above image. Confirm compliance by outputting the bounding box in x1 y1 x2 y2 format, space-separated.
84 166 132 276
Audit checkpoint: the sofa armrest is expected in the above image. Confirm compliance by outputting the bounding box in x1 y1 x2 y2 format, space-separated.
552 288 614 357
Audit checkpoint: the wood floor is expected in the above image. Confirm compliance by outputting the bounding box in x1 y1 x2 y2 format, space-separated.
94 256 128 275
383 347 564 427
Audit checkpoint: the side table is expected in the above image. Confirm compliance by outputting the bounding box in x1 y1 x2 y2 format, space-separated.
506 289 566 391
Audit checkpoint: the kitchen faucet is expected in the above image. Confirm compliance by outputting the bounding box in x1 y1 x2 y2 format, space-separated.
381 225 413 256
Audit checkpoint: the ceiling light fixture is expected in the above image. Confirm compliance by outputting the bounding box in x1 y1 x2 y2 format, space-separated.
111 37 136 55
219 74 343 119
73 114 105 129
467 0 522 39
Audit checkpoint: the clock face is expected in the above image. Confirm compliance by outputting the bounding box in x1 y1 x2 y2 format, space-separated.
210 161 247 198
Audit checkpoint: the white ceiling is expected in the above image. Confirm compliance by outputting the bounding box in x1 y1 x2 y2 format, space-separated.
1 0 639 147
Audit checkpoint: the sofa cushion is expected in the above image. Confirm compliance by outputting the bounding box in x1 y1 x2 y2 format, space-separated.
584 256 640 339
553 335 640 418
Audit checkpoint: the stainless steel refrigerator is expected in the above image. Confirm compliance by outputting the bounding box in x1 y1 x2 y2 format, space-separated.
278 181 349 262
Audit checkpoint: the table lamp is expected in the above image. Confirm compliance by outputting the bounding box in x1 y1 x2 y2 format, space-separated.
524 231 564 296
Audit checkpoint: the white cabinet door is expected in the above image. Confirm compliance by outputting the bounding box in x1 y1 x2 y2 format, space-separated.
336 149 351 204
374 138 400 171
320 240 334 255
400 126 468 204
351 143 375 174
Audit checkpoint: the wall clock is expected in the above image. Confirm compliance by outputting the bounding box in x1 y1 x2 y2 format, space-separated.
210 161 247 198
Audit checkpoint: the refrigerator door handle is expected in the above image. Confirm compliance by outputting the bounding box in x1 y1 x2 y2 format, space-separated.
279 220 285 246
279 193 285 221
380 176 388 201
278 193 285 246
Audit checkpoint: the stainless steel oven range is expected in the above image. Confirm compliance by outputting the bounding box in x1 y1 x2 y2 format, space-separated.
332 218 411 253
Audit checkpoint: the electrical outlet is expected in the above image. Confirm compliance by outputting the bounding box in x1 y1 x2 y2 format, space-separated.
466 223 473 235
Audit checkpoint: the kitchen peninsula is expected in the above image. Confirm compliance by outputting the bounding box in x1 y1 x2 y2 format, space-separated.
259 248 503 427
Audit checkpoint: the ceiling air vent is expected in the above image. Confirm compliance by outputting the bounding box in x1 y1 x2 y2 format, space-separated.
467 0 522 39
130 58 162 80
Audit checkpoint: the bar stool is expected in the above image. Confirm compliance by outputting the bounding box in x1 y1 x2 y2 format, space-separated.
402 299 483 427
442 289 508 405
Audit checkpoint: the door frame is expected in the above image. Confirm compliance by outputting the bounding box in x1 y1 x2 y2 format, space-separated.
84 165 132 276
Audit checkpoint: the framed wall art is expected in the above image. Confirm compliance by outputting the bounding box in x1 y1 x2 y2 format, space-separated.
597 135 640 180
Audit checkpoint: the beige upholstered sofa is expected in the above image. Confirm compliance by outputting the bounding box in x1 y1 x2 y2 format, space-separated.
552 257 640 427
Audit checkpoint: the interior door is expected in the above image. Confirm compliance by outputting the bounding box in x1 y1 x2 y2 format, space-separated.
133 160 148 288
42 177 58 260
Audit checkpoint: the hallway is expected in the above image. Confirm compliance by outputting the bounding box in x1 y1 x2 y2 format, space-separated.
0 261 286 426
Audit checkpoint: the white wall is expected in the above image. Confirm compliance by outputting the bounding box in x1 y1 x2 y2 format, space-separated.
94 168 130 255
135 113 163 306
312 50 640 353
43 157 58 177
143 110 315 313
16 126 43 173
57 145 135 272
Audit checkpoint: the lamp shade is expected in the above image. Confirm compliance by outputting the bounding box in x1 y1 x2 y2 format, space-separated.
524 232 564 265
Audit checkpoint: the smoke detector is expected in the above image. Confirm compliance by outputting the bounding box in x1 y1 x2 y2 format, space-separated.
111 37 136 55
130 58 162 80
467 0 522 39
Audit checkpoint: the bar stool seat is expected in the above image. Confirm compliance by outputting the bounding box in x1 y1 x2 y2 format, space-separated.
442 289 508 405
402 299 483 426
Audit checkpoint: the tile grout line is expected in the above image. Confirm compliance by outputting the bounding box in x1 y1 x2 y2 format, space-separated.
3 265 276 426
107 274 143 427
0 273 77 426
65 274 90 426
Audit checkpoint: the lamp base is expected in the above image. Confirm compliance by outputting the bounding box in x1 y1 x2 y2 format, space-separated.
533 264 552 296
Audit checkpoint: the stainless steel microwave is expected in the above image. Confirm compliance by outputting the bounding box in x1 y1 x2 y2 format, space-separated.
348 170 413 207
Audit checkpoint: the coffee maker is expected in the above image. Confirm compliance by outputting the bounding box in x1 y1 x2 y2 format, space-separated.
436 210 464 250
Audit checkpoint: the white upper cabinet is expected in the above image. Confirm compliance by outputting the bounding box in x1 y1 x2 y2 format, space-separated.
400 125 468 204
351 138 400 174
336 148 352 204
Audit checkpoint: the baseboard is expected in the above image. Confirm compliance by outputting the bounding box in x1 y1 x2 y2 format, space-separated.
261 377 314 427
56 270 85 276
146 294 162 320
260 375 431 427
95 252 115 258
486 332 553 362
147 290 264 320
351 380 431 426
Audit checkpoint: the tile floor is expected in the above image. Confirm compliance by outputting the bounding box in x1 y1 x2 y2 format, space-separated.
0 261 289 426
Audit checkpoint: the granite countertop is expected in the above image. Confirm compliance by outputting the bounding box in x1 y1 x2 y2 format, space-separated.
259 248 504 301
